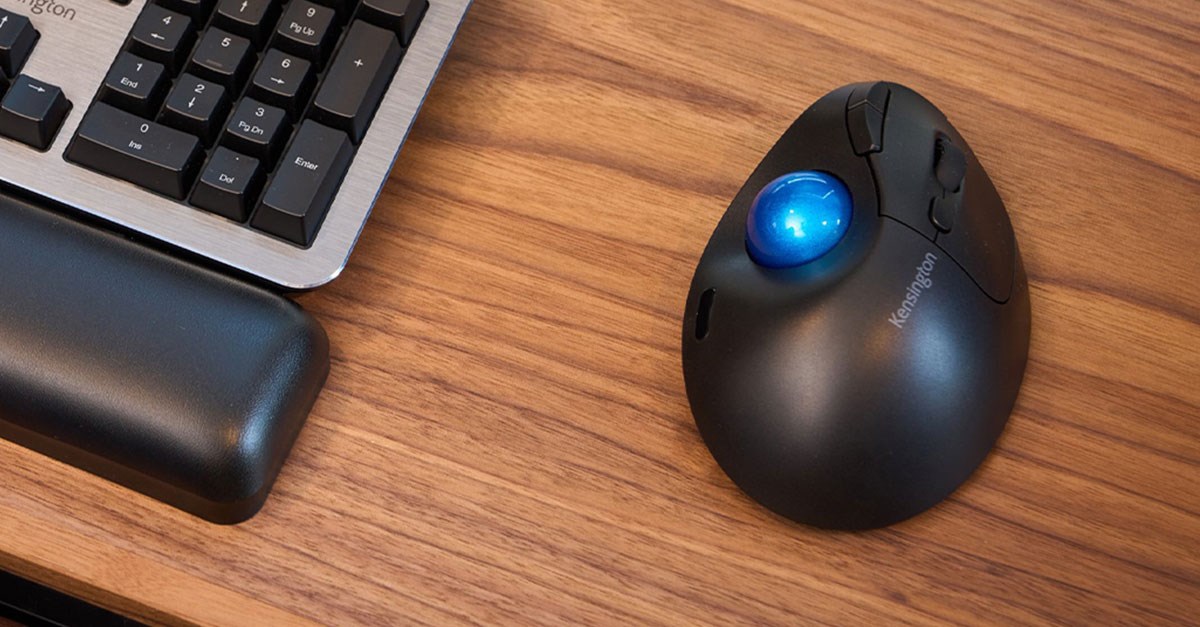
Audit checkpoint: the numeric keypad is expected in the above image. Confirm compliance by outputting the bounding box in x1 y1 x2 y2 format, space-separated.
67 0 432 246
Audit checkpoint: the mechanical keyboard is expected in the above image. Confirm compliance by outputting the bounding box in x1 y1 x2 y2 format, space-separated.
0 0 470 288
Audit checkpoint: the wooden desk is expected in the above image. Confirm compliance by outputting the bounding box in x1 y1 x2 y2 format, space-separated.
2 0 1197 623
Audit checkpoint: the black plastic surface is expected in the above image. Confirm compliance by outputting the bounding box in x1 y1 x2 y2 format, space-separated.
869 85 1017 302
846 82 888 156
681 82 1031 529
0 188 329 524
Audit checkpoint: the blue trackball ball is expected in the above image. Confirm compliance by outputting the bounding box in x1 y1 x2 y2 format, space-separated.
745 171 852 267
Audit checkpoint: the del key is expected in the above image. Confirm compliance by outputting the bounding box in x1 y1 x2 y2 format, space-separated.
251 120 353 246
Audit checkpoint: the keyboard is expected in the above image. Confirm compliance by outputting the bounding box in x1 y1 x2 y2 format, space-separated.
0 0 470 288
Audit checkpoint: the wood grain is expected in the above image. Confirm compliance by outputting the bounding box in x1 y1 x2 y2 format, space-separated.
2 0 1198 624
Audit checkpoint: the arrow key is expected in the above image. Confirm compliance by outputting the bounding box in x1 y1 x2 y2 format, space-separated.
0 75 71 150
160 73 229 145
0 9 39 79
129 4 195 71
247 49 314 117
213 0 280 45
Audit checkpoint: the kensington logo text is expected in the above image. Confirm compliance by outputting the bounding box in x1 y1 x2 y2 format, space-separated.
16 0 76 20
888 252 939 329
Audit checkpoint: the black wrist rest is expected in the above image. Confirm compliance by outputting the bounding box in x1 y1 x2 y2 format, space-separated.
0 189 329 524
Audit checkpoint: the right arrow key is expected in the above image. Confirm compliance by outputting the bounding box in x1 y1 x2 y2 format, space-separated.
248 49 315 117
0 75 71 150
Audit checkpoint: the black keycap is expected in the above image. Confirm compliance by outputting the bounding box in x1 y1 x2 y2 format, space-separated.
99 52 168 117
128 4 194 70
0 75 71 150
213 0 280 45
247 49 314 116
251 120 353 245
157 0 217 19
311 21 401 144
66 102 203 199
159 73 229 144
191 147 263 221
274 1 337 63
0 9 39 78
222 98 289 164
359 0 427 45
309 0 355 16
188 28 253 88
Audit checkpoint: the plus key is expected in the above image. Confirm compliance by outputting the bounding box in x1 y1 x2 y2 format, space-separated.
310 21 402 144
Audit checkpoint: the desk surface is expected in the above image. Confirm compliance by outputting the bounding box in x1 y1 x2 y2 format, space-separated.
2 0 1198 624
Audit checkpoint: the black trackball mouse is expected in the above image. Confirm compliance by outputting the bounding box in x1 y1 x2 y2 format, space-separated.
681 82 1031 530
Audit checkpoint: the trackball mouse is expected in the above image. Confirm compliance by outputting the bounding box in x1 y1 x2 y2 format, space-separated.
681 82 1031 530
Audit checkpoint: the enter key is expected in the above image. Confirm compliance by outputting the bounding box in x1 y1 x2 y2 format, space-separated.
251 120 353 246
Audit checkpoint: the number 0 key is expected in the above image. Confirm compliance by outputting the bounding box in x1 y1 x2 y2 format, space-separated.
66 102 203 199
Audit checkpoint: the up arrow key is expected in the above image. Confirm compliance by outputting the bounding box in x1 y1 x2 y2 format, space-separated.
0 8 40 78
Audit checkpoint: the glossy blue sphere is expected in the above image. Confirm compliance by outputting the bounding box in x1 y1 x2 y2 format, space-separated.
745 171 852 268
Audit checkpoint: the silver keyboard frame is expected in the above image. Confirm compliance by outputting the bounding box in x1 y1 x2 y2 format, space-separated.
0 0 470 289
